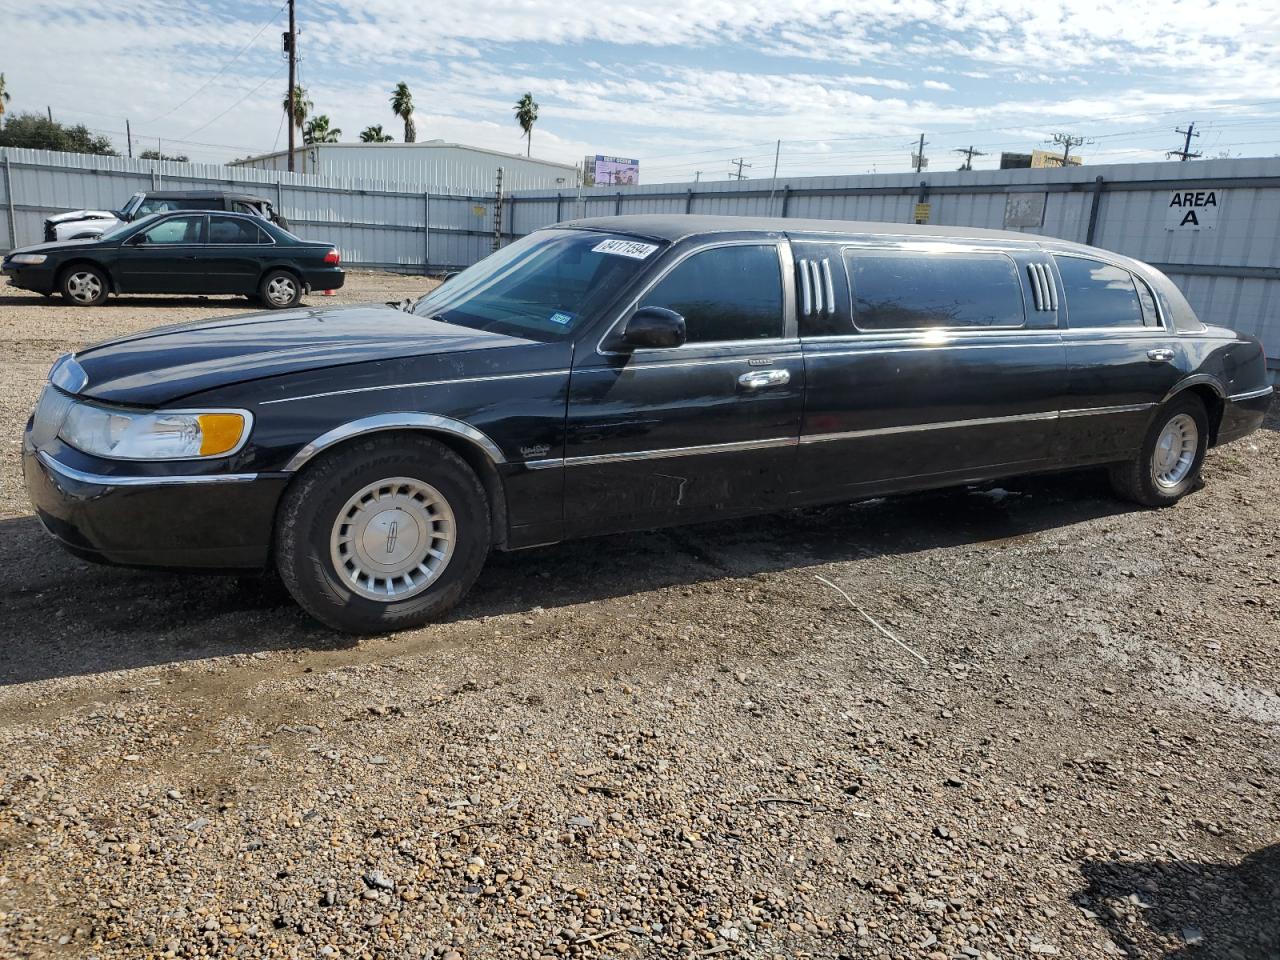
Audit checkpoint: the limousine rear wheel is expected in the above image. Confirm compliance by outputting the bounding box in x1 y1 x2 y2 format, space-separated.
274 434 490 633
1109 394 1208 507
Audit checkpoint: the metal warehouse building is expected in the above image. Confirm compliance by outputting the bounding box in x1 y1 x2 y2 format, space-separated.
229 141 577 194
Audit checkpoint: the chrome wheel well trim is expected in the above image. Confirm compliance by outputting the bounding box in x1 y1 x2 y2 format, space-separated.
1161 375 1226 404
283 413 507 473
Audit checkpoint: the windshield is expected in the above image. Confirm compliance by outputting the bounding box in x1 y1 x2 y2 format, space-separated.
100 212 163 242
411 229 662 341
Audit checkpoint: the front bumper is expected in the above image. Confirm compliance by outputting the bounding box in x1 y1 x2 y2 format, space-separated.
3 264 57 294
1217 385 1274 445
23 433 289 570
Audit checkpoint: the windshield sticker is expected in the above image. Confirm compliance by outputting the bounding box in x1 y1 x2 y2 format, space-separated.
548 311 574 326
592 238 659 260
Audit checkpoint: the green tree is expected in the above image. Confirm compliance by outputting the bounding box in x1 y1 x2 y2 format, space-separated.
390 82 416 143
139 148 190 162
283 85 312 142
359 124 392 143
513 92 538 157
0 74 11 119
302 114 341 144
0 113 117 155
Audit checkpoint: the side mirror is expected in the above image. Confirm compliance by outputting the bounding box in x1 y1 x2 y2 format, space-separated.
127 233 148 245
622 306 686 350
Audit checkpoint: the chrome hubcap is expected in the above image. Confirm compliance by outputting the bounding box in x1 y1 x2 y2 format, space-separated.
266 275 297 305
329 477 455 601
1152 413 1198 489
67 271 102 303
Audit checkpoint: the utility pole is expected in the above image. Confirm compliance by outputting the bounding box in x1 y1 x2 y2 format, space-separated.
728 157 751 180
284 0 297 173
126 118 133 158
1049 132 1087 167
913 133 929 173
46 106 53 122
1167 122 1202 162
953 145 985 170
693 171 701 183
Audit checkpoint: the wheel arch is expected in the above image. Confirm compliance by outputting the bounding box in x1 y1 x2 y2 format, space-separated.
280 415 510 548
1162 376 1226 445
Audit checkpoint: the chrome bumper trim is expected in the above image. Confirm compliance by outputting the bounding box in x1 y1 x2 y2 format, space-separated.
1228 385 1274 402
37 451 259 487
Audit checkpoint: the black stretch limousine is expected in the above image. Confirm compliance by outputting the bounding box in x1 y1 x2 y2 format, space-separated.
23 215 1273 632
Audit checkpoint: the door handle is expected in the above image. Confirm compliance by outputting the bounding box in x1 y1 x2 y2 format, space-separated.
738 369 790 390
1147 347 1175 363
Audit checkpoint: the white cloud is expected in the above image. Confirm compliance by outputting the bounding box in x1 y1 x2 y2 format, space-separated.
922 80 954 92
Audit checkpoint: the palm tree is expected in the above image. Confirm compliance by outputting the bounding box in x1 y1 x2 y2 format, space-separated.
359 124 393 143
513 92 538 157
0 74 11 120
302 114 341 144
390 82 416 143
283 84 312 141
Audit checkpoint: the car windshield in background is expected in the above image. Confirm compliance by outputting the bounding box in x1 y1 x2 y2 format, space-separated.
411 229 662 341
99 213 162 242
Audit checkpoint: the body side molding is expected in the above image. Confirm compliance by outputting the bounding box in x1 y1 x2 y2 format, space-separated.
283 413 507 472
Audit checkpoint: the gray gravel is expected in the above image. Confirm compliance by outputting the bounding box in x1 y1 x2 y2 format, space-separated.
0 277 1277 959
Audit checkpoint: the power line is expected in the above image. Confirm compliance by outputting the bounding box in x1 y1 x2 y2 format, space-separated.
954 145 986 170
1047 132 1090 166
145 2 286 124
179 70 285 141
728 157 752 180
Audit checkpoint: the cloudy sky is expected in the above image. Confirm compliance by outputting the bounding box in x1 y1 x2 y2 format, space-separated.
5 0 1280 182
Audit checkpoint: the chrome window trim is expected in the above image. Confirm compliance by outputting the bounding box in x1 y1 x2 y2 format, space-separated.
841 246 1029 335
596 238 792 356
37 450 259 487
1228 385 1275 402
284 413 506 472
820 258 836 316
1052 250 1166 331
798 327 1063 345
802 341 1062 359
579 352 803 374
261 369 572 405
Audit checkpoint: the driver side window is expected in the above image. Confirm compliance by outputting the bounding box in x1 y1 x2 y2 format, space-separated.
141 215 204 245
642 244 783 343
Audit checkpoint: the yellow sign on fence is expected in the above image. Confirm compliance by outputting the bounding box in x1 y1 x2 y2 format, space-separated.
913 202 931 224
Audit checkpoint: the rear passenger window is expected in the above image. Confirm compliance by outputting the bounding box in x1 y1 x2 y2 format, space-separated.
845 252 1025 331
208 216 266 245
1135 276 1161 327
642 244 783 342
1056 256 1146 328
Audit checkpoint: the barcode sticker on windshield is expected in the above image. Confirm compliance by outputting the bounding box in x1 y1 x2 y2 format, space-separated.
592 239 659 260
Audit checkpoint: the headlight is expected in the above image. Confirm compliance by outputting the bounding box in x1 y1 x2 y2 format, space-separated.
8 254 47 265
58 401 252 460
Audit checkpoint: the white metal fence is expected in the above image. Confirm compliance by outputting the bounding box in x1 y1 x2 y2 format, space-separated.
2 148 1277 369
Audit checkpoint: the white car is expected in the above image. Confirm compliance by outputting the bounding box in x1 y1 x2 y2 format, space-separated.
44 190 287 242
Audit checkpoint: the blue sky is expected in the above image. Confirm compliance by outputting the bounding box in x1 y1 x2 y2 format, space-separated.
6 0 1280 182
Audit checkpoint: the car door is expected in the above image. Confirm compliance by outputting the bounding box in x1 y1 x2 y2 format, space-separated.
561 239 804 537
203 215 272 293
113 214 208 293
794 240 1067 504
1052 253 1187 463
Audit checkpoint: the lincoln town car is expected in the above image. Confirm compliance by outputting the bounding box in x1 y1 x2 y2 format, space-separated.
22 215 1273 632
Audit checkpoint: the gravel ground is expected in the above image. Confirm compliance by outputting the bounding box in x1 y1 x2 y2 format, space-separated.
0 275 1277 960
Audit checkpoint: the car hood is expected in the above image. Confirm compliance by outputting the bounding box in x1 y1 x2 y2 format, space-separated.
46 209 117 224
6 238 108 259
72 304 537 405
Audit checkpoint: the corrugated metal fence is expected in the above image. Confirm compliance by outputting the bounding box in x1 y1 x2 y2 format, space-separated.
0 147 498 271
2 148 1278 366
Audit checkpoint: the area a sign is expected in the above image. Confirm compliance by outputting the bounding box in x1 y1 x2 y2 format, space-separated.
1166 189 1221 230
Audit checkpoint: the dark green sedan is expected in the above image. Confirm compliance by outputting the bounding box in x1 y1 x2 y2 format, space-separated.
2 210 345 309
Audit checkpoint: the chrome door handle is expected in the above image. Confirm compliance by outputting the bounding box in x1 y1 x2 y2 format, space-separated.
738 369 790 390
1147 348 1175 363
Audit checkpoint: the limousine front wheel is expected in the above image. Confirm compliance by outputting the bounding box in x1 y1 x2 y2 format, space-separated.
1109 395 1208 507
274 434 491 633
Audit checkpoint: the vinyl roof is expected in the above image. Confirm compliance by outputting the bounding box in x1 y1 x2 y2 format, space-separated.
556 213 1050 246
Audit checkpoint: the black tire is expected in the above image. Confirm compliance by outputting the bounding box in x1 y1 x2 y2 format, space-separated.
1109 394 1209 507
59 264 109 307
258 269 303 309
274 434 491 633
